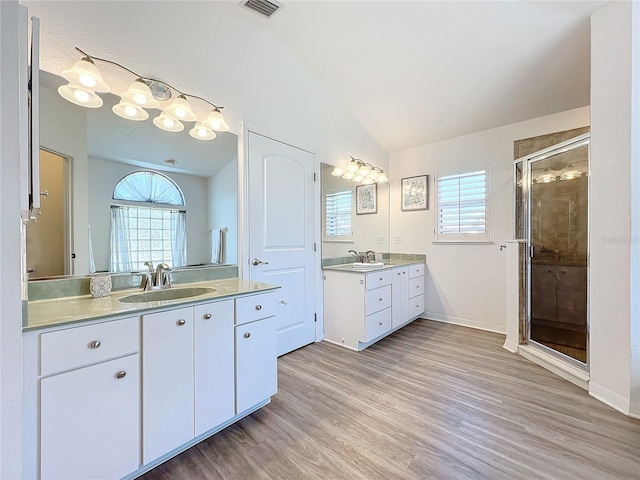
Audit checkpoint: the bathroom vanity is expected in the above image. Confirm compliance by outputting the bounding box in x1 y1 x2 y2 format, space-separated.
22 279 279 480
323 259 425 350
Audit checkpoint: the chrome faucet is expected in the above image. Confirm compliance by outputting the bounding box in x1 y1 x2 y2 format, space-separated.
155 263 172 287
347 250 359 256
364 250 376 263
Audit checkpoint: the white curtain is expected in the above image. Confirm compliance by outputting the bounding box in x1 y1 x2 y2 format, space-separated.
170 210 187 267
109 206 133 272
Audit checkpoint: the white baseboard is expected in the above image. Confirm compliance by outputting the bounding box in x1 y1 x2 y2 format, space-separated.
503 339 519 353
518 344 589 390
422 312 506 335
589 381 632 416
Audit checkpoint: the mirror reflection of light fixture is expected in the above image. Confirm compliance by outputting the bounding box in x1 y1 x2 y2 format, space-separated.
535 167 557 184
559 163 583 180
58 47 226 141
57 83 104 108
153 113 184 133
189 123 217 141
333 156 389 184
112 100 149 121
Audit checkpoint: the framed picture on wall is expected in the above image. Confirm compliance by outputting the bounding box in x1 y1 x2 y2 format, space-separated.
356 184 377 215
401 175 428 211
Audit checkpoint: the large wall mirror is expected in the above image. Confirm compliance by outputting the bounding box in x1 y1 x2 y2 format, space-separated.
321 162 389 259
27 70 238 279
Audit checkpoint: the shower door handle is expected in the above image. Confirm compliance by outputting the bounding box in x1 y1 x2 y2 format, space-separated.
529 246 535 258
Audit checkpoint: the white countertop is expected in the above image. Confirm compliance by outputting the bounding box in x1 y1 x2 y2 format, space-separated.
323 258 424 273
26 278 280 331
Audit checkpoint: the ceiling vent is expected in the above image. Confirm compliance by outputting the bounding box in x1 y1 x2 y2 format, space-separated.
241 0 282 18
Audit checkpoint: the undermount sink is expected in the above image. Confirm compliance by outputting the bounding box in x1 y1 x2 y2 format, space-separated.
383 262 398 266
118 287 215 304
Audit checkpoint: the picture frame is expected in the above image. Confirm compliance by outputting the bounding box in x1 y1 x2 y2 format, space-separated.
401 175 428 211
356 183 378 215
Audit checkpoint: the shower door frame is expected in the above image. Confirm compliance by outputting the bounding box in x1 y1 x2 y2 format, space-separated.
516 133 590 370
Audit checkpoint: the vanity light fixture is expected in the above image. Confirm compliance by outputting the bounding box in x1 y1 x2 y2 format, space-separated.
535 167 557 184
559 163 583 181
58 47 228 141
331 157 389 184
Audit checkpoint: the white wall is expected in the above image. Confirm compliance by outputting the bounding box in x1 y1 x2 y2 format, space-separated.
0 2 24 477
208 158 238 264
88 157 210 270
589 0 638 416
389 107 590 333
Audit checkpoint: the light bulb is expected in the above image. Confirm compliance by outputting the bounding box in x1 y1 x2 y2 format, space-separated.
189 123 216 140
331 167 345 176
346 161 359 173
342 172 354 180
121 79 160 108
163 117 175 128
124 105 137 117
175 108 186 118
165 95 197 122
112 100 149 121
78 73 96 88
133 93 147 105
74 89 90 103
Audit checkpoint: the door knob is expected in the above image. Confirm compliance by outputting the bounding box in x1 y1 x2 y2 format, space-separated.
252 258 269 266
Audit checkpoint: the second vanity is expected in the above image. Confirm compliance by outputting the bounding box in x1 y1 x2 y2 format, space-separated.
323 258 425 351
22 278 280 480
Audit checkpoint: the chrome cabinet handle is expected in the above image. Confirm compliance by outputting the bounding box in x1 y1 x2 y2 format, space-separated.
252 258 269 266
115 371 126 379
177 319 186 326
203 313 212 320
244 332 251 338
89 340 101 349
255 304 262 311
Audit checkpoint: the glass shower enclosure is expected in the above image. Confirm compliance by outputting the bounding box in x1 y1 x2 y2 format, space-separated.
515 134 589 366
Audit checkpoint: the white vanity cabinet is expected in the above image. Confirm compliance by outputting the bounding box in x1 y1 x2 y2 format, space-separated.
142 300 235 464
235 292 278 414
37 317 140 480
324 263 425 351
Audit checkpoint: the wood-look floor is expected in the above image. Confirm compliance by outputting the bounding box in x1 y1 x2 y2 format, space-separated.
140 320 640 480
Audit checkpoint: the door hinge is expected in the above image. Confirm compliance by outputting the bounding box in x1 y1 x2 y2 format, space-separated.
314 313 317 323
313 242 317 252
313 172 317 182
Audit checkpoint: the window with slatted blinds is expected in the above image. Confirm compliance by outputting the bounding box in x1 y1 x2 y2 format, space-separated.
435 166 490 243
324 189 353 240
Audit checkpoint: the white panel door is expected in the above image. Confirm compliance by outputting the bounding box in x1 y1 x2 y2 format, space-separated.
248 132 316 356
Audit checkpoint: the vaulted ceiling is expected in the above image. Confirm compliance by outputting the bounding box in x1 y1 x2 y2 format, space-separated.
25 0 604 153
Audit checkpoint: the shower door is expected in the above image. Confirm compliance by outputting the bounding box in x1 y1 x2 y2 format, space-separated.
524 135 589 365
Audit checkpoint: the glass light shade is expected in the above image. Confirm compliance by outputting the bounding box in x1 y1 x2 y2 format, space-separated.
559 164 583 180
121 79 160 108
153 113 184 133
112 100 149 121
61 58 110 93
58 83 103 108
346 160 359 173
367 168 379 179
376 172 389 183
204 109 230 131
189 123 217 141
331 166 345 176
361 177 375 185
536 168 557 183
164 95 197 122
342 172 354 180
358 165 370 176
352 174 364 182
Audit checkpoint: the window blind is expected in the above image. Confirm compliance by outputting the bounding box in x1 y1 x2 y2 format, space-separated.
436 167 488 239
325 190 352 237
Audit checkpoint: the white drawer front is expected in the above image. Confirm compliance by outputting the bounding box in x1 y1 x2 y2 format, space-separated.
409 276 425 298
365 285 392 316
409 263 425 279
409 294 425 318
41 317 138 376
365 270 392 290
235 291 277 325
363 308 392 342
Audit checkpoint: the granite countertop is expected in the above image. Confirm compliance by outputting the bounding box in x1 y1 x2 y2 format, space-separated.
323 258 424 273
26 278 280 331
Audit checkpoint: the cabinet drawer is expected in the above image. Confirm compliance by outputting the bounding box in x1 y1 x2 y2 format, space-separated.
409 294 425 318
235 291 277 325
363 308 391 342
365 270 392 290
365 285 392 316
409 276 425 298
409 263 425 279
41 317 138 376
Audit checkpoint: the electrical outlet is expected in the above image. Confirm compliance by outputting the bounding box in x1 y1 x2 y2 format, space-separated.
394 235 403 244
377 236 384 244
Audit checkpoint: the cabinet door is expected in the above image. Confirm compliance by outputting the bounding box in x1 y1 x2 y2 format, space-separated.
236 316 277 413
194 300 235 437
142 307 194 464
392 267 409 328
40 355 139 480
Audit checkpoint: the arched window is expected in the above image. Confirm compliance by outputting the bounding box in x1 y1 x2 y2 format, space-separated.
109 171 187 272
